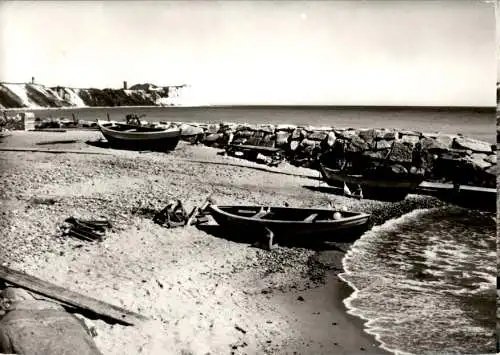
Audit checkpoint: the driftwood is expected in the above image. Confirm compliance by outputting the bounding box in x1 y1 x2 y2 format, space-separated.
61 217 111 242
0 266 148 326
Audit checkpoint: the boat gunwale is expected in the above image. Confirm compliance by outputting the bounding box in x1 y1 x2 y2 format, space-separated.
208 205 370 225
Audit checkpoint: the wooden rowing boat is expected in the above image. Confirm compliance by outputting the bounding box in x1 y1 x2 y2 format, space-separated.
416 182 496 213
206 205 372 245
98 122 181 152
319 163 425 201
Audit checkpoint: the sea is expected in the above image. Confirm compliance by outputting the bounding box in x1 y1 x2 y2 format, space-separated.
28 105 497 354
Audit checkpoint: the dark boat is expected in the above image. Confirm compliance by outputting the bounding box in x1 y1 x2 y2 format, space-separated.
98 122 181 152
319 163 424 201
416 182 496 213
206 205 372 245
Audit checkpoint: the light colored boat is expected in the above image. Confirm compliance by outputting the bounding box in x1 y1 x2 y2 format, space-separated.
98 122 181 151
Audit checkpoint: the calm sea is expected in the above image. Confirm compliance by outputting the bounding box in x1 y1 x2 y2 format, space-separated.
28 106 497 354
28 105 495 143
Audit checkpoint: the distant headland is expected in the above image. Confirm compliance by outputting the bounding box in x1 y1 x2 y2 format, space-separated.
0 80 190 109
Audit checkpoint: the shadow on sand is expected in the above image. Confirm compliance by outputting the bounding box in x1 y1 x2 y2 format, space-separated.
196 224 360 252
302 184 345 198
185 159 322 181
85 140 112 149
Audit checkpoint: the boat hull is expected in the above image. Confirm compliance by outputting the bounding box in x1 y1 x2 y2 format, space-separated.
319 164 424 201
98 124 181 152
207 205 372 243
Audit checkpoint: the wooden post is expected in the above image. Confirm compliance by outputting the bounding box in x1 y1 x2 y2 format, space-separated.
107 112 110 121
72 113 77 124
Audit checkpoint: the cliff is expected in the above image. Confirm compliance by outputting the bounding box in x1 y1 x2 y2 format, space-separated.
0 82 189 109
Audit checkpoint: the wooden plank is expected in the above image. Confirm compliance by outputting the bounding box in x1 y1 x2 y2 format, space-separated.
0 265 148 326
419 181 495 193
0 147 112 155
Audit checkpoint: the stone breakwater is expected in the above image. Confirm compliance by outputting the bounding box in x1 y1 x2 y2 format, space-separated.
176 122 497 189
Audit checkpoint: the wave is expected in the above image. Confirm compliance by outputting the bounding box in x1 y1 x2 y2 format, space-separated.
339 206 496 355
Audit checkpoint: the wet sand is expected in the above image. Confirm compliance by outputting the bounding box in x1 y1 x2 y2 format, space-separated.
0 131 443 354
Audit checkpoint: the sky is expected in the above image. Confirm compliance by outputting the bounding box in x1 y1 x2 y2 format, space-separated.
0 0 496 106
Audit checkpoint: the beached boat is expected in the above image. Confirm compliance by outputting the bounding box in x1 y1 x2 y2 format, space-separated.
319 163 424 201
206 205 372 245
97 122 181 151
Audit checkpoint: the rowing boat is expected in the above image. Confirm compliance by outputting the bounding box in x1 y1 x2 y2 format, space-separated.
319 163 424 201
206 205 372 245
98 122 181 151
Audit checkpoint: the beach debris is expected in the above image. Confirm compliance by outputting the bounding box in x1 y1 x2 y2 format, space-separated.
297 296 305 301
60 217 112 242
234 324 247 334
184 194 215 227
153 200 189 228
0 265 148 326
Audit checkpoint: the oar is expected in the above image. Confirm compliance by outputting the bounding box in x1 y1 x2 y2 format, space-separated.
185 194 214 227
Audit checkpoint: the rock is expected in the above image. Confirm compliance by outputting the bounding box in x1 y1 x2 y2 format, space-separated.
334 129 357 140
307 131 328 141
438 149 471 161
361 150 387 161
452 137 492 153
258 125 274 134
485 154 497 164
467 153 492 170
290 140 300 151
231 137 247 145
399 130 421 137
387 141 413 163
484 165 497 176
400 135 420 146
204 133 223 143
380 130 396 140
179 124 204 136
346 135 369 153
275 131 291 147
291 128 306 140
235 130 255 139
325 132 336 147
358 129 376 145
375 140 392 150
276 124 297 132
297 296 305 301
420 137 449 151
206 124 219 134
245 137 262 146
260 134 275 148
300 139 317 148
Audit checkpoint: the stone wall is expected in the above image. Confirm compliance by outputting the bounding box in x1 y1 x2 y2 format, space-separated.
177 122 497 189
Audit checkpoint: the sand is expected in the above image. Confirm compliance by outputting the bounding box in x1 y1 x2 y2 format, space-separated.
0 131 444 355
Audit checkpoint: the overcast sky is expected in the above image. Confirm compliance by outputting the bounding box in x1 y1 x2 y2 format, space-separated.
0 0 496 106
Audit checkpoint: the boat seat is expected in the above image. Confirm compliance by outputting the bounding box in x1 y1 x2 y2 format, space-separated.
252 209 270 219
303 213 318 222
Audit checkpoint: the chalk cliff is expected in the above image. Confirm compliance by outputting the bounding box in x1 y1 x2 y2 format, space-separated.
0 82 189 109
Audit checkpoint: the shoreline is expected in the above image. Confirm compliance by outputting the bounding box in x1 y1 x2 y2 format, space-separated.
0 130 446 354
2 104 495 112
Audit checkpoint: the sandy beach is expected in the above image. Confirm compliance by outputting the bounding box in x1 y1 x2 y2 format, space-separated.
0 130 444 355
